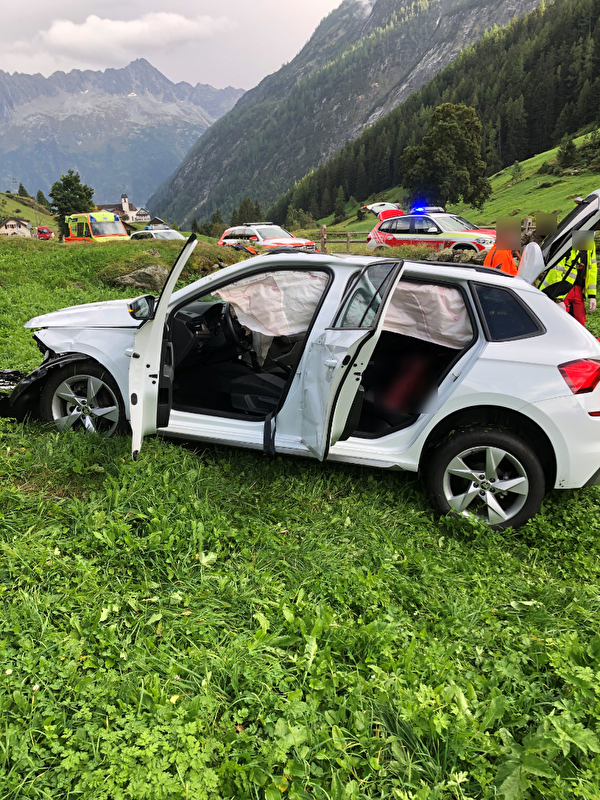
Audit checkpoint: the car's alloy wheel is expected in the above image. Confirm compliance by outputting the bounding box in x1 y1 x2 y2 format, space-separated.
40 361 125 437
426 427 545 529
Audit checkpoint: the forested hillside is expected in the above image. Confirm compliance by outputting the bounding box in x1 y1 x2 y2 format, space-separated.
269 0 600 222
149 0 541 226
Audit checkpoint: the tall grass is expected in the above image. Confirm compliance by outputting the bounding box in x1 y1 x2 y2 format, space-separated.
0 242 599 798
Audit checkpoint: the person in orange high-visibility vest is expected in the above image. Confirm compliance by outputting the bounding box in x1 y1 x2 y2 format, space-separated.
484 244 518 275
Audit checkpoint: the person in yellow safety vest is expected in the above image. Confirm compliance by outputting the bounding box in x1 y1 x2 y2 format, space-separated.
539 231 597 326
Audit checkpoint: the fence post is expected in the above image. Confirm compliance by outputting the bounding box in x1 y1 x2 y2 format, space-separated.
346 232 350 253
320 224 327 254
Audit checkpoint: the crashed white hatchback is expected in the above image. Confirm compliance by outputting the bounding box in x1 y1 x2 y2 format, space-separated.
10 233 600 529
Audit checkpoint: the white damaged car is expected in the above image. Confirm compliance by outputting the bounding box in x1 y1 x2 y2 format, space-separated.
10 202 600 528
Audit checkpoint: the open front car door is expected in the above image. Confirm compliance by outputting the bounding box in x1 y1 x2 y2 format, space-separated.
300 260 404 460
129 235 198 459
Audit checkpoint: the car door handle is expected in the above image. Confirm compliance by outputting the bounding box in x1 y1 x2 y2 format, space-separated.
324 359 338 367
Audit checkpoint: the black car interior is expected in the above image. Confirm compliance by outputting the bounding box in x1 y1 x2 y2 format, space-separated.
351 331 461 437
170 298 310 417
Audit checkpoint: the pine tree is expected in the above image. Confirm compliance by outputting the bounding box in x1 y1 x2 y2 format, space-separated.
36 190 51 209
333 186 346 223
230 208 240 226
557 135 577 167
354 159 368 202
18 183 29 198
309 196 320 221
320 187 332 218
238 197 256 223
511 161 523 182
212 208 224 226
254 201 264 221
191 217 201 234
285 205 299 231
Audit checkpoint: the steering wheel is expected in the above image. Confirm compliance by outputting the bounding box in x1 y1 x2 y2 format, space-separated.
222 302 252 351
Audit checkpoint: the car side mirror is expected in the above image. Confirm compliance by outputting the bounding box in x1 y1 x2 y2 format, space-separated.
128 294 156 320
427 227 439 233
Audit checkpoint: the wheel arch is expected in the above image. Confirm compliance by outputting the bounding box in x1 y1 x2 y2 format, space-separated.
451 243 477 252
10 353 114 420
418 405 557 488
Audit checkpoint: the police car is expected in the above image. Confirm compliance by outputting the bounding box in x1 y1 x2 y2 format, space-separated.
366 208 496 253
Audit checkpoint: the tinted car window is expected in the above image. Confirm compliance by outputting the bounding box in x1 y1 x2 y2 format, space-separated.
395 217 411 233
413 217 437 234
474 284 543 341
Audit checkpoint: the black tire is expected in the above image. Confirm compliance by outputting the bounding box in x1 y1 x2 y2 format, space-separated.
426 427 545 530
40 359 127 437
453 245 477 252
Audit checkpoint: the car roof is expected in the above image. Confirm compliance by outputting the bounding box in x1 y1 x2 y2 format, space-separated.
170 251 529 306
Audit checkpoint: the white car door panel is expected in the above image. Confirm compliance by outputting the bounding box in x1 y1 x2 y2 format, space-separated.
129 236 198 459
300 260 404 460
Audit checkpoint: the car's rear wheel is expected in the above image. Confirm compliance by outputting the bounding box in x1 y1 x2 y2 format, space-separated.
453 245 477 252
426 427 545 529
40 360 126 437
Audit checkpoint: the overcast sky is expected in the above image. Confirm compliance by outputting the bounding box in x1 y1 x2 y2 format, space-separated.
0 1 345 90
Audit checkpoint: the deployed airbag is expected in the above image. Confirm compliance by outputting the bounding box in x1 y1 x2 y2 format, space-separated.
213 271 328 336
383 282 472 349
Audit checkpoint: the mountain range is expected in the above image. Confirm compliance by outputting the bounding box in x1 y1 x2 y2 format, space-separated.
0 59 244 205
149 0 543 226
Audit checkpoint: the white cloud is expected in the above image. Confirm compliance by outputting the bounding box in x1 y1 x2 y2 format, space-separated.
7 12 231 71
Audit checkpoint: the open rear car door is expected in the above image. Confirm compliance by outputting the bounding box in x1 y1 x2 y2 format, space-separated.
300 260 404 460
129 235 198 459
541 190 600 273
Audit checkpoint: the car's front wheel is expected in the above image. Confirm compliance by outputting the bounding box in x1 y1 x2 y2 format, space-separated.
40 360 126 437
426 427 545 529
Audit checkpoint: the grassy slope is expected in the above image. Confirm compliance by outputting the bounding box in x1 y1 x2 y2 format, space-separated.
0 192 57 233
1 242 600 797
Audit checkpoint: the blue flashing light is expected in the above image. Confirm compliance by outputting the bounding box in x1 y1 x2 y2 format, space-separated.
413 207 425 213
89 215 96 222
114 214 119 221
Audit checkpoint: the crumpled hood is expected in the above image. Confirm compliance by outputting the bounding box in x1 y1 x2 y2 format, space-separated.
25 298 139 329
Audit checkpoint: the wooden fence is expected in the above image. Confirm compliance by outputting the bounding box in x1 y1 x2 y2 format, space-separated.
313 225 368 253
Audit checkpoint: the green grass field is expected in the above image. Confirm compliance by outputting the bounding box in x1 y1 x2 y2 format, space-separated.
1 241 600 798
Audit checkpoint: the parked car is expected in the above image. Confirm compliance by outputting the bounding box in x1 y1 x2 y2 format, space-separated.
130 230 186 241
366 211 496 253
218 223 316 251
10 204 600 528
36 227 52 240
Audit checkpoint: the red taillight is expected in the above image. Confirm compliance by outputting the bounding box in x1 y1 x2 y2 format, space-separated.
366 235 371 243
559 358 600 394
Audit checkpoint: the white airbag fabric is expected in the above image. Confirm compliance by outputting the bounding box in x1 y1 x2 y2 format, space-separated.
214 271 328 336
383 282 472 349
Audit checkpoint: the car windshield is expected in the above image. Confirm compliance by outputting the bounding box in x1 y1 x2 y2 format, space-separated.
153 230 185 240
90 221 127 236
435 215 478 232
256 226 293 239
